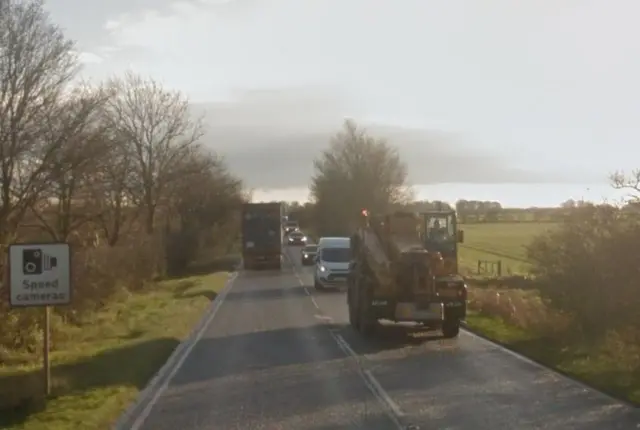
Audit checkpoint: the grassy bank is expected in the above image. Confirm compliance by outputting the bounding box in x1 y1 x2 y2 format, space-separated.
465 288 640 405
0 271 230 430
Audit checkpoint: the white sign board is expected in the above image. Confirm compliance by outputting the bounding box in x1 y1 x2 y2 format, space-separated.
9 242 71 307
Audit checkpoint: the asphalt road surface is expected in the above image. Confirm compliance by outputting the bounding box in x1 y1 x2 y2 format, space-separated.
119 244 640 430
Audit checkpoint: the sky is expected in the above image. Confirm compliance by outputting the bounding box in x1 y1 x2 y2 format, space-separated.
44 0 640 206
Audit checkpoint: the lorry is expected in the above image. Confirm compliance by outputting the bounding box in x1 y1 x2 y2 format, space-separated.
347 209 467 338
241 202 283 270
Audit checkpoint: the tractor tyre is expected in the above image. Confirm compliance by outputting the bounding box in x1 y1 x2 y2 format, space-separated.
442 319 461 339
348 288 359 329
358 282 376 337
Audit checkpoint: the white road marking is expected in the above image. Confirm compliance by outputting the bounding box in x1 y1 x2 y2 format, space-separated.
286 246 405 429
124 272 239 430
330 330 406 429
310 296 320 309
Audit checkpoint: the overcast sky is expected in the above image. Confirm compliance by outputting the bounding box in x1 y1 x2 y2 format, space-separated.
45 0 640 193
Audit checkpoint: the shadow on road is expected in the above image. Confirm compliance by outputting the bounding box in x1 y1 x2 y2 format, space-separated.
171 325 348 385
306 412 403 429
307 285 347 295
0 337 180 427
144 325 399 429
334 323 447 356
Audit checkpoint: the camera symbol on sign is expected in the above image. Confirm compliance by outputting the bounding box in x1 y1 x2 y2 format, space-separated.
22 248 57 275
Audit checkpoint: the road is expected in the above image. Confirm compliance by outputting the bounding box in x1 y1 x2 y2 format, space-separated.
118 244 640 430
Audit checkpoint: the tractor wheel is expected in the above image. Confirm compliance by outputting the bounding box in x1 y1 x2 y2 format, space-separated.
442 319 461 338
348 288 359 329
358 281 376 337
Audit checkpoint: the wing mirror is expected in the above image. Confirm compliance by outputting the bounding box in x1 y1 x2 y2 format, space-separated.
457 229 464 243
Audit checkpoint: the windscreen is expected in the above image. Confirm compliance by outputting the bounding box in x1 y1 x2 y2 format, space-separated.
425 215 455 243
304 245 318 253
320 247 350 262
285 221 298 227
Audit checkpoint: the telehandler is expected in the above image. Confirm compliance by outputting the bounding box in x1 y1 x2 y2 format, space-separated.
347 209 467 338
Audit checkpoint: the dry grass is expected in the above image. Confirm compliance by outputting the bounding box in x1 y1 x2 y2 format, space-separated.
467 287 571 337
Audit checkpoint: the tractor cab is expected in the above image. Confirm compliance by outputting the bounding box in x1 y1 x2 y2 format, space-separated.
422 211 464 274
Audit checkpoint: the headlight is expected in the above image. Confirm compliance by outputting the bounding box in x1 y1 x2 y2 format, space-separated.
302 236 307 241
303 253 308 257
319 265 326 272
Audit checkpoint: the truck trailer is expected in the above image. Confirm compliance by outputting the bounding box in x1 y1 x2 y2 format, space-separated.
241 202 283 270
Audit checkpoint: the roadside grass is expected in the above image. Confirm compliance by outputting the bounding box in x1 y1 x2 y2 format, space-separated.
466 287 640 405
0 270 231 430
459 222 557 275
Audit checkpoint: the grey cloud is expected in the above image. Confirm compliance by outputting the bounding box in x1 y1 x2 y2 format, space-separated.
194 87 564 189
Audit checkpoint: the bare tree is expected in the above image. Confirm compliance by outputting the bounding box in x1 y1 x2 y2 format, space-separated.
310 119 412 235
611 169 640 201
27 85 113 241
0 0 78 244
91 134 133 246
162 147 243 273
102 72 204 234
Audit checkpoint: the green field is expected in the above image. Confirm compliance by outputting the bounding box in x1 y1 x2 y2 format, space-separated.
458 223 557 275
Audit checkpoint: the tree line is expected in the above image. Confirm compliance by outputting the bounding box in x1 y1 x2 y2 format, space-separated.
0 0 244 354
285 199 589 226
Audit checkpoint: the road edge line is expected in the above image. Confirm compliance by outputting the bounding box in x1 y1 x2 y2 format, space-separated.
113 271 239 430
460 323 639 409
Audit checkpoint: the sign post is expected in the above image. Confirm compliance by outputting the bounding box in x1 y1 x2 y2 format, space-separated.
8 242 72 397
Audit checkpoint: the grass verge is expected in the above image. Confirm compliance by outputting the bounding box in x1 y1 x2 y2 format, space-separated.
465 289 640 405
0 271 230 430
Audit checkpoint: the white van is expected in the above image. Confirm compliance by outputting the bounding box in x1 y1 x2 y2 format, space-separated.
314 237 351 290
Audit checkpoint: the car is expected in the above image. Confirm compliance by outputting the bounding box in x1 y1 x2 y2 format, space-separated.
314 237 351 290
283 220 299 234
287 231 307 246
301 244 318 265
